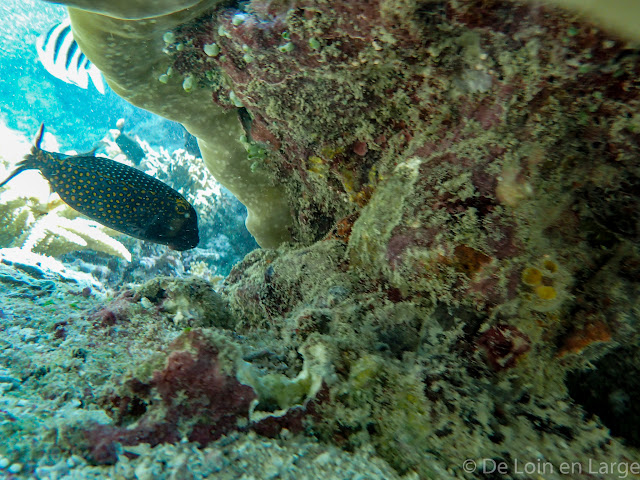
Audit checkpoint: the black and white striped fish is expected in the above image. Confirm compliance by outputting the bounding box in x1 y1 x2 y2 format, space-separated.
36 19 105 94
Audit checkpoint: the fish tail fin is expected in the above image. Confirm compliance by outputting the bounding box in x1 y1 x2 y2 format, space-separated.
0 124 45 189
0 161 32 189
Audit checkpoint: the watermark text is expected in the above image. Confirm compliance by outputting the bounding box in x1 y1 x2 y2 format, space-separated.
462 458 640 479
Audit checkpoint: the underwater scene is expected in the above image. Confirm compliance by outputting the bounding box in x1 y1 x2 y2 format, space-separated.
0 0 639 478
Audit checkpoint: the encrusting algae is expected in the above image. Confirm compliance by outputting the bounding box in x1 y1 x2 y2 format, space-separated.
0 0 638 478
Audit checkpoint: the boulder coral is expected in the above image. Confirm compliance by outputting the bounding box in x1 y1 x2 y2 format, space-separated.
37 0 640 478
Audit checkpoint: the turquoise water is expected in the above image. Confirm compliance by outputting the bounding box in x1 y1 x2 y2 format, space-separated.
0 0 186 152
0 0 258 280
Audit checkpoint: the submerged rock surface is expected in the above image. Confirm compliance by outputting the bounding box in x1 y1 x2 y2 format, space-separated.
1 0 639 478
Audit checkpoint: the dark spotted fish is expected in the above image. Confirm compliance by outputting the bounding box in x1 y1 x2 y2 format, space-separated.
0 124 199 250
115 131 146 165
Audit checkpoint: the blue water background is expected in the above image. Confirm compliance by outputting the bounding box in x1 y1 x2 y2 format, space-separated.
0 0 186 151
0 0 259 277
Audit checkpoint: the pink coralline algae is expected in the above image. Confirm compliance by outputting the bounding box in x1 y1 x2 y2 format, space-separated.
85 329 321 464
124 0 640 476
87 330 256 464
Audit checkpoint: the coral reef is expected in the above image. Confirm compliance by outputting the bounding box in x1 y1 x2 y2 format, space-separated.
220 241 637 478
0 260 407 478
67 3 292 248
163 0 640 476
1 0 639 479
79 327 328 464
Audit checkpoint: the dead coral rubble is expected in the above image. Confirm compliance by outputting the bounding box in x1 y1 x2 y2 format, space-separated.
44 276 327 468
0 265 403 478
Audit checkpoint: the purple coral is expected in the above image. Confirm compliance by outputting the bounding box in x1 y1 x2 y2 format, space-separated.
85 329 323 464
87 330 256 463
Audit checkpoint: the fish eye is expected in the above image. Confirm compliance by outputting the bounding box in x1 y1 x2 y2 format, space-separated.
175 198 188 214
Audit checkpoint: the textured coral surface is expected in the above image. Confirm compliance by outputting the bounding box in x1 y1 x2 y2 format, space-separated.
0 0 639 479
159 0 640 477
